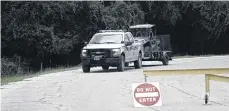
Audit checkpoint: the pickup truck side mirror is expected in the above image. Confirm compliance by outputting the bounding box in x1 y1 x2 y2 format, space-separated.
122 41 133 46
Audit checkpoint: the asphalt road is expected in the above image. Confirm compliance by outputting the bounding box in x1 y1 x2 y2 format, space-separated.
1 55 229 111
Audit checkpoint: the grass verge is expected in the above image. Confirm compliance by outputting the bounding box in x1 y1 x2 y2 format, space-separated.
1 64 81 85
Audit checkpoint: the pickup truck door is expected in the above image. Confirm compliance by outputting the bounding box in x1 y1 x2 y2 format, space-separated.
124 34 131 62
127 33 138 61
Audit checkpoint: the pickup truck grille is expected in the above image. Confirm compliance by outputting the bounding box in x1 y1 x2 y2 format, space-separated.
88 49 110 58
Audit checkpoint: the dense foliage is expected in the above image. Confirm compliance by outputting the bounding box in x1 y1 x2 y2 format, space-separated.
1 1 229 75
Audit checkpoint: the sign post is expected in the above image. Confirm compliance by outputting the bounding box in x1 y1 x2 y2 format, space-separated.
132 82 162 107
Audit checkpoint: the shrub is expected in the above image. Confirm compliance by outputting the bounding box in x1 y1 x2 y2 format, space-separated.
1 56 31 76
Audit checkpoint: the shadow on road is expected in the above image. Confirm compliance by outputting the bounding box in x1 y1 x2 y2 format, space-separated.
90 67 136 73
142 64 163 67
82 64 167 73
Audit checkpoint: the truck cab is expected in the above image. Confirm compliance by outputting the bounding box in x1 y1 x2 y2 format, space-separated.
129 24 172 65
81 30 144 73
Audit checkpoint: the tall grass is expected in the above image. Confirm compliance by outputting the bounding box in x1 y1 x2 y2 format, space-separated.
1 56 81 85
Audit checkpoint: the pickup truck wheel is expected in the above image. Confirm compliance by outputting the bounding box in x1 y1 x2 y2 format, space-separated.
162 54 169 65
82 65 90 73
134 53 142 69
117 55 125 72
102 65 109 70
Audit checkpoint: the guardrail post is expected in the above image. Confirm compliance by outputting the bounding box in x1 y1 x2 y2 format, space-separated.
205 74 210 95
144 75 148 83
205 74 210 104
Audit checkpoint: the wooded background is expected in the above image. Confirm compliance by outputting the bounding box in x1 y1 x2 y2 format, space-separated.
1 1 229 76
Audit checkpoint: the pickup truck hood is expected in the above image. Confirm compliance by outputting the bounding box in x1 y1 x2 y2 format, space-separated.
83 44 123 49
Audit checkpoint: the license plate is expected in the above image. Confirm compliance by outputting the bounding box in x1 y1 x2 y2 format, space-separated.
94 56 102 60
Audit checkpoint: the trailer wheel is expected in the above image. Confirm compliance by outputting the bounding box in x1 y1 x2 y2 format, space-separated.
125 63 129 67
102 65 109 70
162 54 169 65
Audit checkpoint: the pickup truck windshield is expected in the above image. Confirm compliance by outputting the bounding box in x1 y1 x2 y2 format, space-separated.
129 28 149 38
89 34 123 44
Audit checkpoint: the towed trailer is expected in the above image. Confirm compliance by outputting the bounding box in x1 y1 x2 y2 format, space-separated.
129 24 172 65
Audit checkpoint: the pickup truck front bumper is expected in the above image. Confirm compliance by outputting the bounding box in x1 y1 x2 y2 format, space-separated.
81 57 121 67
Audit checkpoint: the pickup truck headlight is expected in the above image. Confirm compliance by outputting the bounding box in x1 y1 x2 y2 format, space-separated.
112 49 121 56
81 49 87 57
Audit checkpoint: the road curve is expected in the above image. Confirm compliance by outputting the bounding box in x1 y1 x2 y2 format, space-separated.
1 55 229 111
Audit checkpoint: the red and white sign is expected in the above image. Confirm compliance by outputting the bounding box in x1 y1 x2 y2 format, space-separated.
132 82 162 107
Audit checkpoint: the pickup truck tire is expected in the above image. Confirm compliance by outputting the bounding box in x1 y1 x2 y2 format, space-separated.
134 53 142 69
82 65 90 73
117 55 125 72
102 65 109 70
162 54 169 65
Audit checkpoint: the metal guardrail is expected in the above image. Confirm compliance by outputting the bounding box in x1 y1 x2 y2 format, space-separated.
144 68 229 77
205 74 229 104
143 68 229 104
